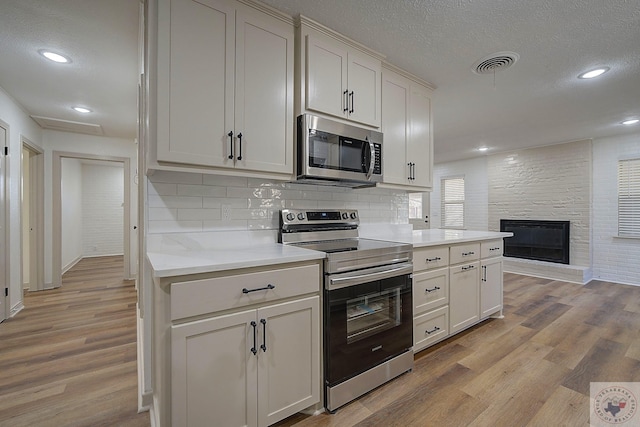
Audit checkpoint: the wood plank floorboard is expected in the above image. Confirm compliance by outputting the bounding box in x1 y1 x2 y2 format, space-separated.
3 258 639 426
275 273 640 427
0 256 149 427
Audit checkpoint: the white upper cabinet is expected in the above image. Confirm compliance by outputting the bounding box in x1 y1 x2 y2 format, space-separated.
155 0 294 177
381 64 434 190
300 17 383 128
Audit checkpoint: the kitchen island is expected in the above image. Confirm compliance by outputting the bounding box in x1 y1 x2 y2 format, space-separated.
146 227 511 426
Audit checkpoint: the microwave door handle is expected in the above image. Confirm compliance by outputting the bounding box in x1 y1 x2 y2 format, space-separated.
366 138 376 179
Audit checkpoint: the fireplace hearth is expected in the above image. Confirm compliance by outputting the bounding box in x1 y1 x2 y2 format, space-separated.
500 219 570 264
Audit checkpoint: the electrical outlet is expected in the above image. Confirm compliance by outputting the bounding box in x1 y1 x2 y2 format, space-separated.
221 204 231 221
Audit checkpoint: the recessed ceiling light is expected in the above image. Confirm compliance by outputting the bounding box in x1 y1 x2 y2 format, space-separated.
72 106 92 113
39 50 71 64
578 67 609 79
478 147 489 152
622 119 639 125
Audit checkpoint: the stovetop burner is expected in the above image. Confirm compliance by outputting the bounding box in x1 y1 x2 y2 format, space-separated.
279 209 413 274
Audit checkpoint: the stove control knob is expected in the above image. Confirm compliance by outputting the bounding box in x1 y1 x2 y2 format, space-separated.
286 213 295 221
297 212 305 220
342 212 349 219
350 212 357 219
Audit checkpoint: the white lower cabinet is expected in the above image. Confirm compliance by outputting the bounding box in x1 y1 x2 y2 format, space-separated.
412 239 505 353
171 296 320 427
481 256 503 319
449 262 480 334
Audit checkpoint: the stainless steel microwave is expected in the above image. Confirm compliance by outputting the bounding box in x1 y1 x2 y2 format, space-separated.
296 114 383 188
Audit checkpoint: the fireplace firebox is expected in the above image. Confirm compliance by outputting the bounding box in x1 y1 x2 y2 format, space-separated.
500 219 570 264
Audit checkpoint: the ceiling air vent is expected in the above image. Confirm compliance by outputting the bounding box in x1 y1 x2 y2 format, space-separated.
472 51 519 75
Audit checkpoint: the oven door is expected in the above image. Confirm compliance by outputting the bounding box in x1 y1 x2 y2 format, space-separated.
325 263 413 387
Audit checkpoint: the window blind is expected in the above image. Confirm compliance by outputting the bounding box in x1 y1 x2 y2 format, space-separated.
442 176 465 229
618 158 640 237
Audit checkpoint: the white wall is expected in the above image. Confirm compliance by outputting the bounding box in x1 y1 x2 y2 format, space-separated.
487 140 592 268
82 162 124 257
593 132 640 285
430 157 489 230
0 86 43 315
147 171 409 234
42 130 137 285
61 158 83 270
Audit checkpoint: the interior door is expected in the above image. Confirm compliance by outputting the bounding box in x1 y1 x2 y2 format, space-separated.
0 123 7 322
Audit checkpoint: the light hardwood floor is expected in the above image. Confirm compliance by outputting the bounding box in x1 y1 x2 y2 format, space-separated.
2 260 639 426
0 256 149 427
276 273 640 427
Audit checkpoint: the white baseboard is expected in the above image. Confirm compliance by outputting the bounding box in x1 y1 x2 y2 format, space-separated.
62 255 82 275
10 301 24 318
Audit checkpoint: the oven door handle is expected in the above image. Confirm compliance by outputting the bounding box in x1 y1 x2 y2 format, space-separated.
328 262 413 290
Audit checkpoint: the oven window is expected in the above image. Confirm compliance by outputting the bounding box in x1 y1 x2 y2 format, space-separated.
346 287 401 344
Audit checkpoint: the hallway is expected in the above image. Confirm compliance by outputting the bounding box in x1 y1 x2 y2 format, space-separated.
0 256 149 426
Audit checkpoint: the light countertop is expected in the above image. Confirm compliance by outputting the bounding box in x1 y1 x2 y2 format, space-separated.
147 228 512 278
147 230 325 278
360 227 513 248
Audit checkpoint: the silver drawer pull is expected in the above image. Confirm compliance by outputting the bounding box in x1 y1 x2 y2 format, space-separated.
426 257 441 262
462 251 475 256
426 326 440 335
461 265 476 271
425 286 441 293
242 284 275 294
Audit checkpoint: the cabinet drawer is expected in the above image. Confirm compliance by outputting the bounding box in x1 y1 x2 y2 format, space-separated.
413 246 449 272
449 243 480 265
413 267 449 316
171 263 320 320
413 306 449 352
481 239 503 258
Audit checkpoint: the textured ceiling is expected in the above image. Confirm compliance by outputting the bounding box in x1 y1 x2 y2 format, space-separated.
0 0 139 140
0 0 638 162
262 0 640 162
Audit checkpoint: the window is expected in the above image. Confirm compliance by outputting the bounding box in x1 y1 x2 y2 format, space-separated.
618 158 640 237
441 176 464 229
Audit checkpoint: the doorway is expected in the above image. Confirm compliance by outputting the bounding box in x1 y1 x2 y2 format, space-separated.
52 151 131 288
409 192 431 230
0 119 8 322
21 138 45 292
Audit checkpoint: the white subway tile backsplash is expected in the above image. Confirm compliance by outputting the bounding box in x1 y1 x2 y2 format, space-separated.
148 195 203 209
148 182 177 196
149 207 177 221
149 170 203 184
177 184 227 197
177 208 221 221
147 172 410 234
203 175 248 187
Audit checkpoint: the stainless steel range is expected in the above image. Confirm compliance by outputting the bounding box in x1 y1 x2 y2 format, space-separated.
279 209 414 412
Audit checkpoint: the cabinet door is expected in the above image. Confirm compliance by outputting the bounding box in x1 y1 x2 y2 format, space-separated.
172 309 258 427
381 70 410 186
407 83 433 188
481 257 503 318
449 262 480 334
158 0 235 167
235 5 294 174
347 51 381 127
306 34 348 119
257 296 320 427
